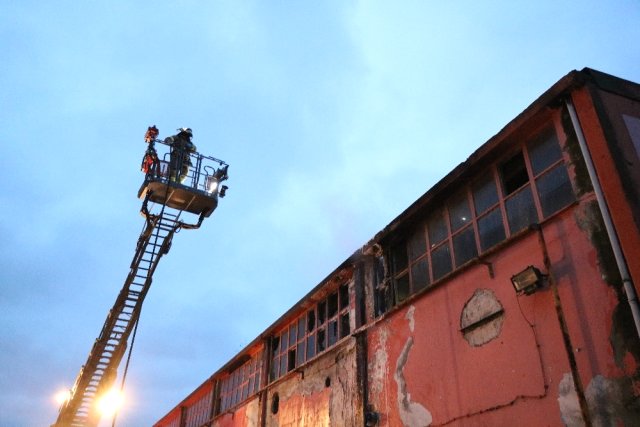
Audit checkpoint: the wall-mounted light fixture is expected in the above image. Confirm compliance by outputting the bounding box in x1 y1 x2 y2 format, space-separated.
511 266 545 295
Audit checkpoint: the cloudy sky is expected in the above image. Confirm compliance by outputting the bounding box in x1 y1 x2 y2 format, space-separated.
2 1 639 425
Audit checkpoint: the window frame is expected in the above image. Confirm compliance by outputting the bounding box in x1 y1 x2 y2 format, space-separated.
269 283 351 383
217 351 263 414
384 122 575 314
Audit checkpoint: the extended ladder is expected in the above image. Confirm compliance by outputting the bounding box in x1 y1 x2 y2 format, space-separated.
55 207 181 425
54 133 228 426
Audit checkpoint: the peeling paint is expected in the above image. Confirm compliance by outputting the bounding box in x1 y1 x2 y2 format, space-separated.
245 398 259 427
405 305 416 333
558 372 640 426
393 307 432 427
370 326 389 397
394 337 432 427
558 373 584 427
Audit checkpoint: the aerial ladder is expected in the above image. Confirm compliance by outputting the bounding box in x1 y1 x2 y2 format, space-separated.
54 127 229 426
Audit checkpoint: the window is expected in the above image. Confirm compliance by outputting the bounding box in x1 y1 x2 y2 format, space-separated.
477 208 505 251
504 185 537 234
428 211 453 280
270 284 350 382
378 125 575 316
219 353 262 413
499 151 538 234
473 173 506 251
623 114 640 158
185 392 213 427
431 243 452 280
448 192 477 267
391 228 431 304
428 212 448 247
528 128 575 217
500 151 529 195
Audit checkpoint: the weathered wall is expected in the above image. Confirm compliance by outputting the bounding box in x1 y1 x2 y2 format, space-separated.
212 396 259 427
265 339 361 427
571 86 640 294
154 71 640 427
366 202 640 426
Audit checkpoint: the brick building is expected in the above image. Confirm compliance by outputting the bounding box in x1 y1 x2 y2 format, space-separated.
154 68 640 426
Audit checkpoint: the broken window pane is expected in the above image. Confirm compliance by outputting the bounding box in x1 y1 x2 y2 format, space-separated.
307 310 316 332
328 292 339 318
528 128 562 175
505 186 538 234
280 330 288 352
536 164 575 217
328 320 338 347
453 227 478 267
410 258 430 293
317 328 326 352
339 284 349 310
448 192 472 232
318 301 326 325
340 313 350 338
500 151 529 195
473 174 499 215
477 207 506 251
431 243 453 281
287 350 296 372
428 211 448 247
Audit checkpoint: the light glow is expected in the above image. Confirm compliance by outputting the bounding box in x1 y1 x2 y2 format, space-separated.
208 178 219 193
97 388 124 417
54 389 71 405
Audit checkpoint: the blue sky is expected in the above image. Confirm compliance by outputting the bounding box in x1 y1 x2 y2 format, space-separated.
2 1 639 425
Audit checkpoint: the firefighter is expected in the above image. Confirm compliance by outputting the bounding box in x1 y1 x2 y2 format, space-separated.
141 125 160 177
166 127 197 183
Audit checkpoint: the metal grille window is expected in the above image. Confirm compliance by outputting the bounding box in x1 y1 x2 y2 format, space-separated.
218 352 262 413
383 125 574 312
270 284 350 382
185 392 212 427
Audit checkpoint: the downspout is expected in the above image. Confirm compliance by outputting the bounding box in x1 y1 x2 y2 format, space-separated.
565 98 640 340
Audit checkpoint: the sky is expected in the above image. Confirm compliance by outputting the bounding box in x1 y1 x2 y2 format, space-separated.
1 1 639 425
